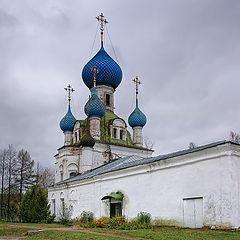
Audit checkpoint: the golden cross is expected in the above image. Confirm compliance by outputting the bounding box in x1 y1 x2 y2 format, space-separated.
132 76 141 99
96 13 108 42
64 84 75 106
90 65 99 88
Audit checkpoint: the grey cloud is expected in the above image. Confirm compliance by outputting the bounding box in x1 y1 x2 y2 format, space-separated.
1 0 240 167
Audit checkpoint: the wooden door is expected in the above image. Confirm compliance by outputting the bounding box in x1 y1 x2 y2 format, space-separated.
183 198 203 228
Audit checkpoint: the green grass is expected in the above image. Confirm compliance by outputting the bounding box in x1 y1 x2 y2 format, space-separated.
0 226 32 237
89 227 240 240
0 221 70 228
1 223 240 240
27 230 123 240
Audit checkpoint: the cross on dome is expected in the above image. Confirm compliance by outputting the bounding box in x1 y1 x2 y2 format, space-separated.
64 84 75 106
96 13 108 43
133 76 141 100
128 76 147 128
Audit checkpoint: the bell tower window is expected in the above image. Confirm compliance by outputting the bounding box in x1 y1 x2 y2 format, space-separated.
120 130 123 140
70 172 77 178
75 132 77 142
113 128 117 138
106 94 110 106
78 130 81 141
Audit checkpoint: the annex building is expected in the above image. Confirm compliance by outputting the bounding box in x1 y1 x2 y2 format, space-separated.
48 14 240 229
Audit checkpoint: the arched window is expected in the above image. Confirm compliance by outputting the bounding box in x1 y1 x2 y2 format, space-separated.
51 199 56 215
120 130 123 140
75 132 78 142
106 94 110 106
78 130 81 141
111 119 126 140
113 128 117 138
70 172 77 178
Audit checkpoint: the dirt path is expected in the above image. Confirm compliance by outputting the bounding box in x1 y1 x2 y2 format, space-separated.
0 224 142 240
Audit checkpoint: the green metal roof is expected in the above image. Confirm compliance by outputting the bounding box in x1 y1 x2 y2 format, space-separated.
77 111 137 148
101 193 123 200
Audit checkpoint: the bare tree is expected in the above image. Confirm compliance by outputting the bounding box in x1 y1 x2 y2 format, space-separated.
5 145 17 221
144 136 154 150
229 131 240 144
35 163 54 189
189 142 197 149
15 149 35 207
0 149 7 219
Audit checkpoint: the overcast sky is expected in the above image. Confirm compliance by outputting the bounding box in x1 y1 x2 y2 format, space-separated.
1 0 240 168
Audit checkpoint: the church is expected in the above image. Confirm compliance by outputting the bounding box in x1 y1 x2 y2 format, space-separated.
48 14 240 229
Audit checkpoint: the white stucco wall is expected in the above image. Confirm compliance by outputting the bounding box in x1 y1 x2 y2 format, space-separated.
49 142 240 228
55 143 152 182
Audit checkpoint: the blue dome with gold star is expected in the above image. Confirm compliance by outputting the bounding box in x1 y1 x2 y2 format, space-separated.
60 106 77 132
128 106 147 128
82 44 122 90
84 91 106 118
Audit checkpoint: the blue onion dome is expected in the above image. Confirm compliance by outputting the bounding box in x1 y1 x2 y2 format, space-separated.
82 45 122 90
84 91 106 118
128 106 147 128
60 106 77 132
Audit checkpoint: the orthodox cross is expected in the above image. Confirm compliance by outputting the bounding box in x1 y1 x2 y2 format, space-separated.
90 65 99 89
64 84 74 106
133 76 141 100
96 13 108 42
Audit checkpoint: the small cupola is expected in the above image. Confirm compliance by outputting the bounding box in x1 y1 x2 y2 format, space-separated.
84 92 106 118
60 106 76 132
128 77 146 147
128 107 147 128
60 85 76 132
84 64 106 118
128 77 147 128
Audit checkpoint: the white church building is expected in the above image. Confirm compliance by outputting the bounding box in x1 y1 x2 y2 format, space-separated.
48 14 240 229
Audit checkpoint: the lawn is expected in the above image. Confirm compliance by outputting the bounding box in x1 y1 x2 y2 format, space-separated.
0 221 69 228
0 223 240 239
0 226 33 237
92 227 240 240
27 230 124 240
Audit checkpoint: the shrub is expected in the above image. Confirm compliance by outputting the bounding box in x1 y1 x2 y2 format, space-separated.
45 214 56 224
58 203 72 225
137 212 151 224
72 214 153 230
94 217 109 228
109 216 126 228
80 211 94 223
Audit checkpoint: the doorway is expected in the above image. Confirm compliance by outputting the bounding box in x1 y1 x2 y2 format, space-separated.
110 202 122 218
183 197 203 228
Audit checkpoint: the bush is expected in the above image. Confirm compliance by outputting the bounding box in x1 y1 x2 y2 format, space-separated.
72 214 153 230
137 212 151 224
91 216 126 228
45 214 56 224
80 211 94 223
58 203 72 225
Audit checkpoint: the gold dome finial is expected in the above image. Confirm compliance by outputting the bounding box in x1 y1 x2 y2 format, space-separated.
64 84 75 106
132 76 141 101
96 13 108 43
